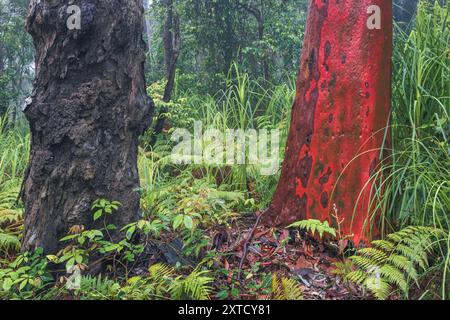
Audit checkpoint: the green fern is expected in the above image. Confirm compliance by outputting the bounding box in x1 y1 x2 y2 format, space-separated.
77 275 121 300
0 232 20 251
271 274 303 300
0 187 22 252
288 219 337 239
149 263 175 279
0 188 22 224
170 268 213 300
345 226 446 300
145 264 213 300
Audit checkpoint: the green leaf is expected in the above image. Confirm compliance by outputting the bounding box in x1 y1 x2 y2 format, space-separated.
93 209 103 221
106 224 117 231
19 279 28 291
173 214 184 230
184 215 194 230
126 226 136 240
2 278 13 291
75 255 83 264
66 257 75 271
59 235 77 242
46 255 58 263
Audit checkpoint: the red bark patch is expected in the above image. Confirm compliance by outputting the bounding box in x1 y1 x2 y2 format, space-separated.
265 0 392 245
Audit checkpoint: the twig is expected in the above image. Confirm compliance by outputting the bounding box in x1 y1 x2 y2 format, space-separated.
237 209 267 281
16 166 29 205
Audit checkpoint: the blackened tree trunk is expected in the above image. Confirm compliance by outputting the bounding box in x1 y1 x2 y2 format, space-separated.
264 0 392 245
22 0 153 253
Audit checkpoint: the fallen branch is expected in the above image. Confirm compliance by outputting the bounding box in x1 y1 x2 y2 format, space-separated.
237 209 267 281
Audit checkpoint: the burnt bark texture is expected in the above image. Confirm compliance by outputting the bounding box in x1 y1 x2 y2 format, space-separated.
265 0 392 245
22 0 153 253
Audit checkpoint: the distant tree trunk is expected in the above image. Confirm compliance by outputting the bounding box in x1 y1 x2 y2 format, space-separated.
0 47 3 78
0 45 6 118
236 0 269 81
264 0 393 245
394 0 418 25
149 0 180 146
161 0 180 103
21 0 153 253
214 0 235 74
143 0 154 51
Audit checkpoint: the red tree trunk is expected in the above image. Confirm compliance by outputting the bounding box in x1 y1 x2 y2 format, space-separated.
265 0 392 245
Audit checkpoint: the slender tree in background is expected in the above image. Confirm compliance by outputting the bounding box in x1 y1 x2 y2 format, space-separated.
0 0 34 121
149 0 181 146
235 0 269 81
21 0 153 253
143 0 154 51
265 0 393 245
0 45 5 117
0 1 8 118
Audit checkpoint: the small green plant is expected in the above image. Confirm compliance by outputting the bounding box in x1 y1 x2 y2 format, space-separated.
288 219 337 239
54 199 144 276
92 199 121 222
122 264 213 300
0 187 22 254
75 275 122 300
170 267 213 300
271 274 303 300
0 248 53 299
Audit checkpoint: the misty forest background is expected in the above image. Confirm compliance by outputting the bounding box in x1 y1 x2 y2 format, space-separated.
0 0 449 300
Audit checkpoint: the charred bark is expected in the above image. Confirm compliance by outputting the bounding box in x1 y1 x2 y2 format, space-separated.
265 0 392 245
22 0 153 253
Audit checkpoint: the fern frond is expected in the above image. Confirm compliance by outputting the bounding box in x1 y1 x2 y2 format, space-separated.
358 248 388 264
272 274 303 300
0 232 20 251
344 226 446 300
379 265 408 294
77 275 120 300
288 219 337 239
350 255 380 270
0 208 22 225
169 268 212 300
345 270 367 285
148 263 175 279
372 239 395 252
386 254 418 281
181 269 213 300
364 278 392 300
396 244 429 270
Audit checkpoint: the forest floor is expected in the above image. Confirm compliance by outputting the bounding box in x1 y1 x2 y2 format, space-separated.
131 214 365 300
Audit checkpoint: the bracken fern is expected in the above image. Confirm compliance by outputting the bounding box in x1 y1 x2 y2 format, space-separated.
345 226 446 299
